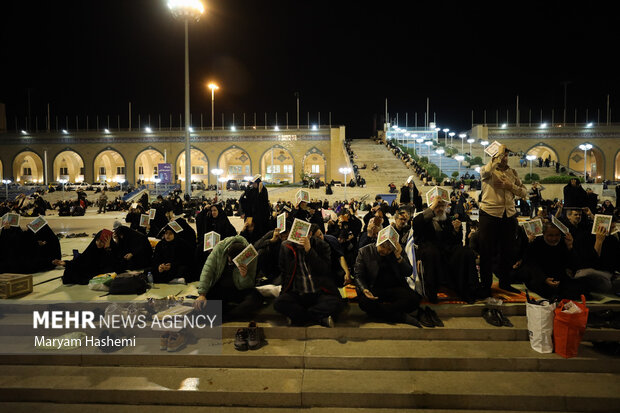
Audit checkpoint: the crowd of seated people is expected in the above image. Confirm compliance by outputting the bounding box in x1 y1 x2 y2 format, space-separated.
2 164 619 331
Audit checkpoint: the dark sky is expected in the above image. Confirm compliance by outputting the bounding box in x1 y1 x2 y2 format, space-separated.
2 1 619 137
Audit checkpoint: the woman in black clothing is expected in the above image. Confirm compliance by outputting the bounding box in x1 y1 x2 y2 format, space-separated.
192 204 237 282
152 226 192 283
114 225 153 271
56 229 121 285
563 178 587 208
17 224 61 273
196 204 237 242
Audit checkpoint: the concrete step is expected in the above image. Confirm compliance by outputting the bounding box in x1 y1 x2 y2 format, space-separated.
2 311 620 342
1 339 617 373
0 403 585 413
0 365 617 411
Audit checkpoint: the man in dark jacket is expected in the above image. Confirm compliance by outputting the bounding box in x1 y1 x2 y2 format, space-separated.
413 197 480 303
354 238 422 326
273 235 343 327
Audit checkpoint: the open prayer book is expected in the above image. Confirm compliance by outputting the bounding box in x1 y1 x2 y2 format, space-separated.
425 186 449 206
287 218 311 245
591 214 612 235
1 213 20 227
484 140 503 158
27 216 48 233
295 189 310 206
203 231 220 252
232 244 258 268
277 213 286 232
520 218 543 237
139 214 150 227
376 225 399 249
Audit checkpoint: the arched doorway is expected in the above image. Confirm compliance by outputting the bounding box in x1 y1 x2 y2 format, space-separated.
568 144 604 182
93 149 126 184
176 148 209 185
525 144 558 163
13 150 44 184
217 146 252 181
135 148 165 184
0 159 3 181
615 150 620 180
302 148 327 182
261 145 294 183
53 150 85 183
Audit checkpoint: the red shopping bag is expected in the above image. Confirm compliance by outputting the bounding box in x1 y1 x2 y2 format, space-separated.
553 295 589 358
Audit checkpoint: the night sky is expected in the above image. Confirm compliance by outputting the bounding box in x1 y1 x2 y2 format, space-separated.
1 1 619 138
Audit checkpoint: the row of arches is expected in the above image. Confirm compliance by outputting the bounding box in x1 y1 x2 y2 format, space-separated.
4 146 328 185
523 143 614 180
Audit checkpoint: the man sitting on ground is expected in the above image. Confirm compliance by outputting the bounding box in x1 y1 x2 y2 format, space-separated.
354 236 423 326
274 234 343 327
194 235 263 321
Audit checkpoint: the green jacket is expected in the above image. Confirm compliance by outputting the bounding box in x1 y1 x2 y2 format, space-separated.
197 235 257 295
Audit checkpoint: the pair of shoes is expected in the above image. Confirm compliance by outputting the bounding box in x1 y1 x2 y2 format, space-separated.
319 315 334 328
234 321 265 351
424 306 444 327
417 308 434 328
482 308 512 327
403 313 422 328
161 332 187 352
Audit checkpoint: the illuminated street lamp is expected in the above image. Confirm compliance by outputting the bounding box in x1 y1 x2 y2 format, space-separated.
578 143 593 182
425 140 433 157
2 179 10 200
168 0 205 197
339 167 352 200
211 168 224 196
435 148 445 174
208 82 219 130
481 140 489 162
526 154 537 180
415 137 424 155
454 155 465 177
449 132 456 148
442 128 450 145
459 133 467 151
467 138 475 154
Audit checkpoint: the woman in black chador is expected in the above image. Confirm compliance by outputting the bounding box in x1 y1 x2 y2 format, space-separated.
151 225 192 283
239 175 271 240
56 229 121 285
17 224 61 273
192 204 237 281
113 224 153 271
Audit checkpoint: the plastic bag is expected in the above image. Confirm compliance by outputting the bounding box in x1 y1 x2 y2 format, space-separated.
553 295 589 358
526 300 556 353
88 272 116 291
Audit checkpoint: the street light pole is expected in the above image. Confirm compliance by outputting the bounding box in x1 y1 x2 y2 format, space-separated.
579 143 592 182
339 167 351 200
168 0 205 198
209 83 219 130
455 155 464 178
435 149 444 175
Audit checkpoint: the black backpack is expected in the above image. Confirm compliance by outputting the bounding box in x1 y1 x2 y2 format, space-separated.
108 272 150 295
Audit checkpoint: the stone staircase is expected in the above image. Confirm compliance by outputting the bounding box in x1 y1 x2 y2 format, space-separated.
1 303 619 412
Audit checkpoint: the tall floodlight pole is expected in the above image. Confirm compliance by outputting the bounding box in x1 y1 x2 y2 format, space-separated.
579 143 592 182
208 83 219 130
168 0 205 197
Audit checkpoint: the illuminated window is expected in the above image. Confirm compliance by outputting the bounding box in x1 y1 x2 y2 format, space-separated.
311 164 320 173
283 164 293 173
267 165 281 173
192 166 204 174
